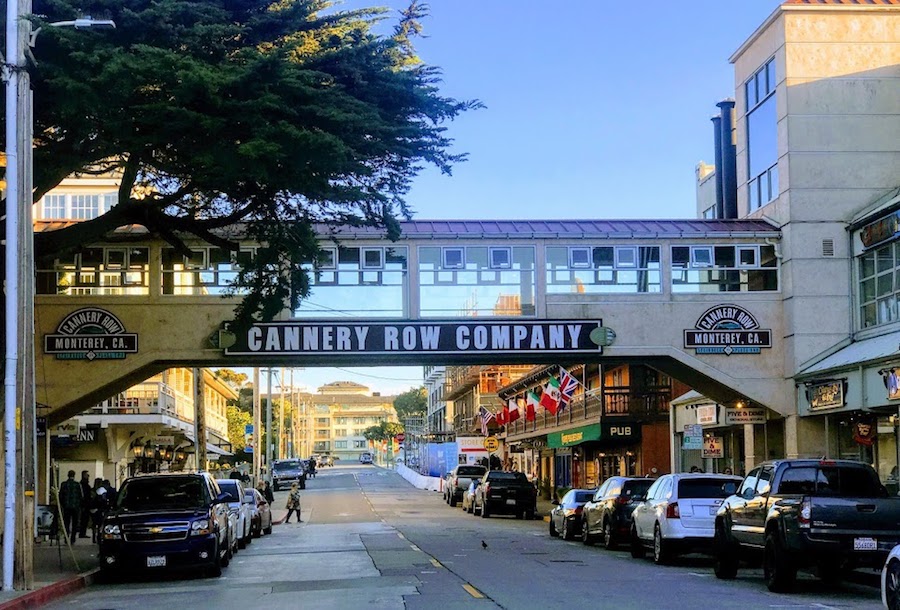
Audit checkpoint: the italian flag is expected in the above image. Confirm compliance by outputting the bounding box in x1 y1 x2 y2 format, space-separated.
541 376 561 415
525 391 539 421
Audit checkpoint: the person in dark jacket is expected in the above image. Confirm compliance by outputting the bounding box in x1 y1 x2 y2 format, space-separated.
58 470 82 544
263 480 275 504
78 471 92 538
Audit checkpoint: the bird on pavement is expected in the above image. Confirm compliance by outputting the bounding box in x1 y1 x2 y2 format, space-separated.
481 540 488 550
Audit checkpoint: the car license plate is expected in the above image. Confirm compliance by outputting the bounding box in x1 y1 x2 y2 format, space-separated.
853 537 877 551
506 499 517 505
146 555 166 568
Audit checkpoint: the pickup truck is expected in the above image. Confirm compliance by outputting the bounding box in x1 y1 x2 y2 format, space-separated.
713 458 900 592
443 465 487 507
473 471 537 520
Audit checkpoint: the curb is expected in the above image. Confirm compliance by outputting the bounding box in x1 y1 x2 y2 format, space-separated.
0 568 99 610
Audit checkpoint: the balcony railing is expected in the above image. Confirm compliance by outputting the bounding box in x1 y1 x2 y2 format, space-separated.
602 386 671 419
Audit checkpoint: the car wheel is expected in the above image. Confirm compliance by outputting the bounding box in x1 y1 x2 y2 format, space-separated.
273 483 279 492
481 503 490 519
764 532 796 593
653 524 669 565
221 535 231 568
630 525 645 559
449 494 457 507
549 518 559 537
238 532 247 549
713 520 738 579
886 560 900 610
264 522 273 535
581 521 594 546
603 520 616 550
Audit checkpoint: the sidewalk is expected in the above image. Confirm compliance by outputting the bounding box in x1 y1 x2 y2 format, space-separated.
0 537 99 609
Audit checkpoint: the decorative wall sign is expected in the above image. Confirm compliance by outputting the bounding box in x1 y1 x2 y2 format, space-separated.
226 320 603 359
807 380 845 411
683 304 772 355
853 418 876 447
724 407 766 425
696 405 718 425
44 308 138 361
702 436 724 459
860 211 900 250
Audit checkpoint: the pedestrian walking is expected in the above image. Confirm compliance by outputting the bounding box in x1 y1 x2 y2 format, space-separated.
78 470 92 538
260 480 275 504
89 478 105 542
284 482 302 523
58 470 82 545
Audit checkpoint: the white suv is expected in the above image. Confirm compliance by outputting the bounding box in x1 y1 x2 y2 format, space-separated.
216 479 253 550
630 473 741 564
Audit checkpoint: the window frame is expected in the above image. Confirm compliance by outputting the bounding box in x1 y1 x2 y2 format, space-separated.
691 246 713 268
569 247 591 269
489 247 512 270
361 247 384 270
442 247 464 270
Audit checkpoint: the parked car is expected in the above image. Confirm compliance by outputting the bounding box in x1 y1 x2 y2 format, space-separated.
444 465 487 507
321 455 334 467
549 488 595 540
473 471 537 519
883 544 900 610
216 479 252 549
462 480 480 514
243 488 273 538
631 473 741 564
360 452 374 464
713 459 900 592
98 472 231 577
272 458 306 491
582 476 654 548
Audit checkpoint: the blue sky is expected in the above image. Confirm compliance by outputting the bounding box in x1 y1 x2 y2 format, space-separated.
252 1 784 395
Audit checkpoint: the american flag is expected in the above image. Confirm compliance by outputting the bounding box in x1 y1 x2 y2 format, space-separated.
478 405 495 436
558 367 580 412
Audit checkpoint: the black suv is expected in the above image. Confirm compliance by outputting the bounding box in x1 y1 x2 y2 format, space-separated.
272 459 306 491
99 472 232 578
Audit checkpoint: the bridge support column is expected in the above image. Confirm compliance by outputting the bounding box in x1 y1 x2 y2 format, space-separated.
785 414 827 459
743 423 756 472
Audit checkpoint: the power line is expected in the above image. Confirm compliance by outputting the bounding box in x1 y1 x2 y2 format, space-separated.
331 367 423 383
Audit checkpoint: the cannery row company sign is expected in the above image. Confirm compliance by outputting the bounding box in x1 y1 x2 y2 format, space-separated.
683 304 772 356
44 308 138 361
225 320 603 358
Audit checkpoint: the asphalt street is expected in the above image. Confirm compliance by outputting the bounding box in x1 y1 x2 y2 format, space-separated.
46 465 885 609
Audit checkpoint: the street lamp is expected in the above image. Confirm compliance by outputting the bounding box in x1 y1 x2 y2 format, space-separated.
3 9 114 590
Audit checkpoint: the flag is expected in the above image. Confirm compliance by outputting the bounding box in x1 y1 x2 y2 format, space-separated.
558 367 580 412
525 391 539 421
507 397 521 423
541 376 561 415
478 405 495 436
496 403 508 426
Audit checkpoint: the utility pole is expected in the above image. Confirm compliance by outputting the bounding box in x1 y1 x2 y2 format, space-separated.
265 368 273 482
278 367 285 460
193 369 207 472
252 368 260 483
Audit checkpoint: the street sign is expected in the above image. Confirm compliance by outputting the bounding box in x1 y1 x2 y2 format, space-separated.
483 436 500 452
683 424 703 450
244 424 253 453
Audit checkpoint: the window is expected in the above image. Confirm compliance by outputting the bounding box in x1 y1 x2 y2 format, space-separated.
746 58 778 211
615 247 637 268
70 195 101 220
362 248 383 270
738 468 760 498
569 247 591 269
319 248 337 269
702 206 716 220
858 242 900 328
489 247 511 269
443 247 464 269
316 418 329 426
335 441 347 449
334 429 347 437
672 244 778 292
691 247 713 268
353 440 367 449
42 195 66 218
738 246 758 267
38 192 118 220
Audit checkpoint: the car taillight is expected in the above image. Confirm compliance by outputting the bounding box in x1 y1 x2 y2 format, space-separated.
452 477 458 487
616 495 629 505
574 506 583 515
798 497 811 528
484 483 491 496
666 502 680 519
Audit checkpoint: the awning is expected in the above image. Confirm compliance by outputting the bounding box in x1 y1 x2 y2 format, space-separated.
548 423 601 448
184 433 233 457
797 330 900 378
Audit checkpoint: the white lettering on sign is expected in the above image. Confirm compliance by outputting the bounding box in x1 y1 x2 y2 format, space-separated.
420 326 439 349
610 426 632 436
248 327 262 351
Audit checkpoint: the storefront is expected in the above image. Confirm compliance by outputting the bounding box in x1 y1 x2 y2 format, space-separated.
548 422 644 490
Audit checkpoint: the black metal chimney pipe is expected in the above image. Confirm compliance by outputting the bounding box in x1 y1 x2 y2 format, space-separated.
717 99 738 219
711 114 724 220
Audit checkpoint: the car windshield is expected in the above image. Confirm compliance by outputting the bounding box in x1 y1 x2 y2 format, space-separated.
622 480 653 496
678 477 740 499
458 466 486 476
117 477 207 511
273 461 302 471
574 491 594 503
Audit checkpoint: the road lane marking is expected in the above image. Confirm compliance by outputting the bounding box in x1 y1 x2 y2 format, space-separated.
430 558 442 568
410 544 421 552
462 584 484 599
397 532 406 540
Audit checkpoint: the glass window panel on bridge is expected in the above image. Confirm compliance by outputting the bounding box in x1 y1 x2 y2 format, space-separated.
546 246 661 294
293 246 408 317
37 247 150 295
418 246 536 317
671 244 778 293
162 246 255 296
